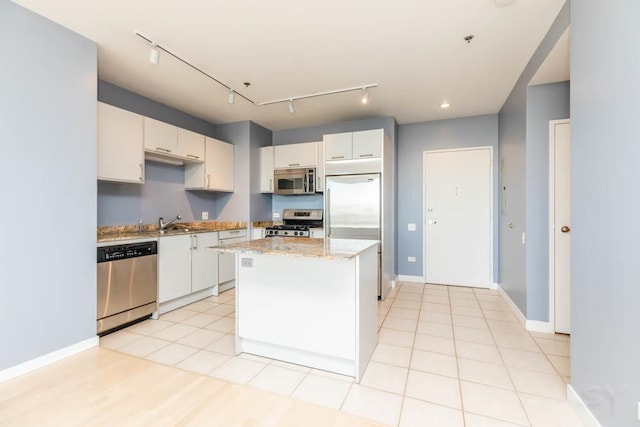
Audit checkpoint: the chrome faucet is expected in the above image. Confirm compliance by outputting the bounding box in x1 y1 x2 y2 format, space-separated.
159 214 182 231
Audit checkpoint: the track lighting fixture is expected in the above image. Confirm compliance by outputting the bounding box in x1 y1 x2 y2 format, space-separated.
149 43 160 65
361 87 369 104
135 32 377 112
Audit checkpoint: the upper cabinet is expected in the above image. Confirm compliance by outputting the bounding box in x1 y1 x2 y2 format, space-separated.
143 117 205 164
260 146 274 193
177 128 205 161
97 102 145 184
274 141 317 169
144 117 177 155
316 140 325 192
325 129 382 161
185 137 234 192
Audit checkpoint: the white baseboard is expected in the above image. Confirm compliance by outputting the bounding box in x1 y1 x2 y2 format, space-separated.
567 384 602 427
0 336 99 384
490 282 498 290
496 284 526 327
526 320 554 333
396 275 425 284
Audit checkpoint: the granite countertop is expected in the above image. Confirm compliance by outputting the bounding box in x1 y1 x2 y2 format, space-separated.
214 236 378 260
98 221 247 243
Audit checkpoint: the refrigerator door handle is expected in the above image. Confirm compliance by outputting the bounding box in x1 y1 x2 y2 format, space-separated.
326 188 331 238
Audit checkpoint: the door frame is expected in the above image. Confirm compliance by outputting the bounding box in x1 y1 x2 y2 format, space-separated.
422 146 494 287
548 119 571 332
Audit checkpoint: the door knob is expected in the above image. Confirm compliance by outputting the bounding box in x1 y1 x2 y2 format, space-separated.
561 225 571 233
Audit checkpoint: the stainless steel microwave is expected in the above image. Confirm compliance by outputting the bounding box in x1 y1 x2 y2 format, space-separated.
274 168 316 195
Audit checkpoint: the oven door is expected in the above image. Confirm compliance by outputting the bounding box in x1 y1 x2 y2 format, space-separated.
274 169 308 195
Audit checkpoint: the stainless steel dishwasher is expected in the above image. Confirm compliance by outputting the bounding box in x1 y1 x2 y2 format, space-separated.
97 240 158 335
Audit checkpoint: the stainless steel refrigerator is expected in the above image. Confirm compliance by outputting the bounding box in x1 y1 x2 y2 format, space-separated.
325 173 382 296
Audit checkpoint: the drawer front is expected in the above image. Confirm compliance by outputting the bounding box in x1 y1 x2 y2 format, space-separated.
219 229 247 240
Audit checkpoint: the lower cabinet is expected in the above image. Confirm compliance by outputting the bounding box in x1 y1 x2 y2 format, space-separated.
158 232 219 304
218 229 248 291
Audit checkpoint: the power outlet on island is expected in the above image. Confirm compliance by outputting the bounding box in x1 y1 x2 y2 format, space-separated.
408 223 416 231
408 256 416 262
201 211 209 220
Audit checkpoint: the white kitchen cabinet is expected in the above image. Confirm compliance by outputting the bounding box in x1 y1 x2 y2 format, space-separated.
144 117 178 155
324 130 382 161
274 142 317 169
251 228 265 240
324 132 353 161
259 146 274 193
310 228 325 238
316 140 325 192
97 102 145 184
158 234 193 303
352 129 383 159
218 229 247 290
177 128 205 162
191 232 219 293
185 137 235 192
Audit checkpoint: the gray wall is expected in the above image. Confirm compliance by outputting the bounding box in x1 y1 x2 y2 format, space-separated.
498 2 569 315
0 1 97 369
571 1 640 426
249 122 274 222
97 81 220 226
397 115 499 278
525 82 570 321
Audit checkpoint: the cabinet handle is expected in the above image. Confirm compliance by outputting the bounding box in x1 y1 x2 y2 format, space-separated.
207 174 211 188
331 156 344 160
193 234 198 249
156 147 171 153
288 163 300 167
186 154 200 159
139 163 143 181
359 153 374 158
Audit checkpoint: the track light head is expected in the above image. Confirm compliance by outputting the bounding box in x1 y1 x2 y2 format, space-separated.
288 100 295 114
228 89 236 104
361 87 369 104
149 43 160 65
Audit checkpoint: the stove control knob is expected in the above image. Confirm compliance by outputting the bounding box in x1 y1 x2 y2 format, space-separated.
274 230 278 235
294 231 298 236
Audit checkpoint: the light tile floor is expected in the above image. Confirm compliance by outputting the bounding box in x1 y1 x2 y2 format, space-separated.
100 283 584 427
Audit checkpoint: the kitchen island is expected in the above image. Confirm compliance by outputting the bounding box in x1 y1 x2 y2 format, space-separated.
217 237 378 382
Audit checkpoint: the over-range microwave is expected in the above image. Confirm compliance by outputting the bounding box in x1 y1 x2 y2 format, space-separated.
274 168 316 195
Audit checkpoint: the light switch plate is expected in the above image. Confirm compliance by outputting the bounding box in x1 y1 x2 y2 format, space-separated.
408 223 416 231
202 211 209 220
408 256 416 262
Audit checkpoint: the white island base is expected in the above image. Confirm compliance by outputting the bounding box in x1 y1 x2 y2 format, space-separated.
232 240 378 383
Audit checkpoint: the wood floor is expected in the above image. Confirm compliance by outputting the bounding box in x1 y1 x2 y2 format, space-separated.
0 347 381 427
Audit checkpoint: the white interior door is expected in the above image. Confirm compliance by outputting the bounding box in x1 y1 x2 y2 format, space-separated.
424 148 493 287
551 120 571 334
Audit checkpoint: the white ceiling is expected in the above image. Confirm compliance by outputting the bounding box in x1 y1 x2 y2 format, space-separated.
13 0 567 131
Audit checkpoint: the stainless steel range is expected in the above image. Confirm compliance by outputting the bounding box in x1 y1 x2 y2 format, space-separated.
265 209 323 237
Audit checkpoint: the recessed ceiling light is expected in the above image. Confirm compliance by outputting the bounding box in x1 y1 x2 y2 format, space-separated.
440 102 451 109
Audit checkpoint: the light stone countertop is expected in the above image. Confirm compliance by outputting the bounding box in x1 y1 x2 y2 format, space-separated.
213 236 378 260
97 221 247 243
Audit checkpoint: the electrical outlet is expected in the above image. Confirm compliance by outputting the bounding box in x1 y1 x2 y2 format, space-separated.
408 256 416 262
273 212 280 219
521 232 526 245
201 211 209 220
408 223 416 231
